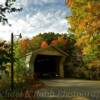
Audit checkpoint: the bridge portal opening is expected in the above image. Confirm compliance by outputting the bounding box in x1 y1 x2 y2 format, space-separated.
34 54 61 79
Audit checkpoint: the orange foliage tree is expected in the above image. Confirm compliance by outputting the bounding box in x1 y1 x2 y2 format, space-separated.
40 41 48 48
66 0 100 79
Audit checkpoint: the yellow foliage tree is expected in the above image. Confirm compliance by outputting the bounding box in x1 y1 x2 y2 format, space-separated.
66 0 100 73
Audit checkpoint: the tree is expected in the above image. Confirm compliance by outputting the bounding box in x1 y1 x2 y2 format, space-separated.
66 0 100 79
0 40 10 78
38 32 58 44
13 40 28 82
41 41 48 48
0 0 22 25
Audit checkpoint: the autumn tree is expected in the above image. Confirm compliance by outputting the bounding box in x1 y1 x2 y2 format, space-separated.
38 32 60 44
66 0 100 79
41 40 48 48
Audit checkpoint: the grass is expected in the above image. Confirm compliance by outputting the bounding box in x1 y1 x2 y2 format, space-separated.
0 78 47 100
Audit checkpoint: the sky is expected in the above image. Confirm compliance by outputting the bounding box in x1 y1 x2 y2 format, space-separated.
0 0 71 41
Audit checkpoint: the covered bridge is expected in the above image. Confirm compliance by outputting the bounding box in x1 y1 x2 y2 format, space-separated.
26 46 68 79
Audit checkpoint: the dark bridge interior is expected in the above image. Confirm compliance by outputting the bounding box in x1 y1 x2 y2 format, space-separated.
34 54 61 79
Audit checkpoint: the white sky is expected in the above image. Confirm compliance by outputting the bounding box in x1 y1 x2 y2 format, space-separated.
0 0 71 41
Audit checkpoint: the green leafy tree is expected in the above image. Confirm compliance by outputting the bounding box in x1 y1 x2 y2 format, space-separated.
0 40 10 79
38 32 60 44
14 40 28 82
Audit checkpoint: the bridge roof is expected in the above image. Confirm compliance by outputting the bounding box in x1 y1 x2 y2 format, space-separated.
31 46 68 56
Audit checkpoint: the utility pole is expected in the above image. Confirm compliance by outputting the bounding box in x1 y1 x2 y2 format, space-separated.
10 33 22 90
11 33 14 90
